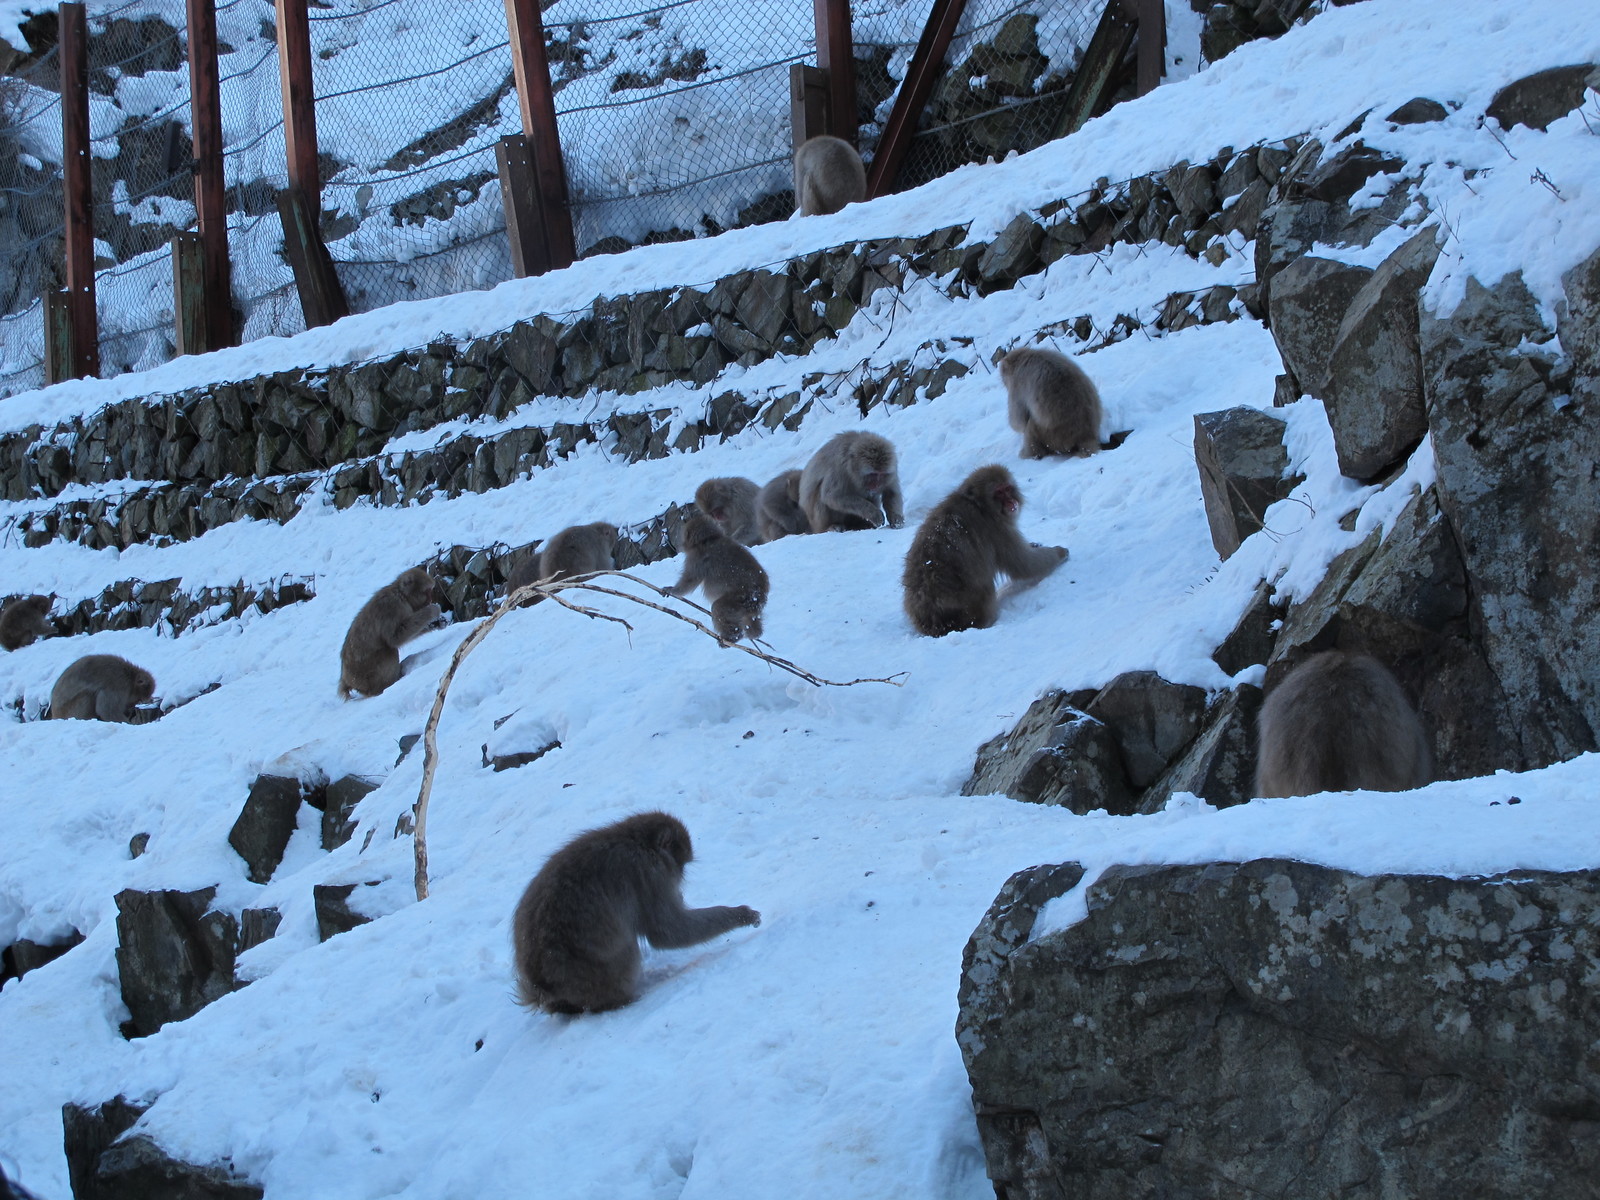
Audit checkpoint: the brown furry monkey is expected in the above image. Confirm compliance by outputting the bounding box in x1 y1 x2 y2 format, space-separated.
1255 651 1432 797
799 431 904 533
337 567 442 699
0 594 52 651
756 469 811 541
513 810 761 1014
507 522 618 594
48 654 155 722
999 346 1103 459
793 134 867 217
694 478 765 546
668 514 770 644
902 464 1068 637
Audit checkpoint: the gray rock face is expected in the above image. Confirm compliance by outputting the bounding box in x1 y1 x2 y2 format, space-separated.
1486 63 1600 131
227 774 312 884
1193 406 1298 559
313 883 380 942
1323 226 1442 480
1385 96 1447 124
1081 672 1208 790
1139 684 1260 810
963 691 1135 815
114 888 239 1038
1 930 83 983
958 859 1600 1200
1265 255 1373 397
321 775 381 850
63 1097 147 1200
1422 269 1599 768
63 1101 264 1200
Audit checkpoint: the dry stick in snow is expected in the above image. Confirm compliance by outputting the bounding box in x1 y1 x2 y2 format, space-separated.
411 569 907 900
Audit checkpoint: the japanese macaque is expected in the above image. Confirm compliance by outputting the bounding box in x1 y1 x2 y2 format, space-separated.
0 594 52 650
999 346 1103 459
48 654 155 722
694 478 765 546
337 567 442 699
1255 651 1432 797
668 513 769 644
793 134 867 217
513 810 761 1014
798 431 904 533
756 469 811 541
507 522 619 595
902 464 1068 637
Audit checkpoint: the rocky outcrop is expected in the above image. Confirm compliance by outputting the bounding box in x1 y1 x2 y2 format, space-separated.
63 1097 261 1200
227 774 319 884
114 888 240 1038
1193 406 1300 558
1485 62 1600 132
0 930 83 984
958 859 1600 1199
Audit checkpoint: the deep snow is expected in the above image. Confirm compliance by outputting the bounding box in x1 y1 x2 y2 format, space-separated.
3 2 1600 1196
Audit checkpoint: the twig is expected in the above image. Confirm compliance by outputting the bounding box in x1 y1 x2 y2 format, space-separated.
410 569 906 900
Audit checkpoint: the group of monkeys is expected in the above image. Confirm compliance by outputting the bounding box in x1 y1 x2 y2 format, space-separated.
0 330 1437 1017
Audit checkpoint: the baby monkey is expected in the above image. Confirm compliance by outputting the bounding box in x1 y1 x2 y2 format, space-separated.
338 567 442 699
513 811 761 1015
999 346 1103 459
668 513 770 644
793 135 867 217
0 594 52 650
694 478 765 546
756 469 810 541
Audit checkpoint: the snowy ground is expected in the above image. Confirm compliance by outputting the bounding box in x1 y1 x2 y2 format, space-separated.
3 2 1600 1196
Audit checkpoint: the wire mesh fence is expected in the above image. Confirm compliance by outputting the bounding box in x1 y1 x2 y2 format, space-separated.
0 0 1121 400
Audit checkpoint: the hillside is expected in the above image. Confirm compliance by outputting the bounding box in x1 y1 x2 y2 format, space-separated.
3 2 1600 1197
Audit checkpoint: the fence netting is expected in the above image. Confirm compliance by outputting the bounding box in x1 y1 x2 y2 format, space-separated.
0 0 1115 400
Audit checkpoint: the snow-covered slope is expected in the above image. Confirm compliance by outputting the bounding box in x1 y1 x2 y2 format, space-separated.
3 3 1600 1196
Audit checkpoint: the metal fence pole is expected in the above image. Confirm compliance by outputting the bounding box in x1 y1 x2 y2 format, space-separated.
56 1 99 381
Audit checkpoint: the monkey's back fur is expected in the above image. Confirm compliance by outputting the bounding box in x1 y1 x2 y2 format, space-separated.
798 431 904 533
757 469 810 541
49 654 155 721
1255 651 1432 797
1000 346 1102 458
793 134 866 217
672 515 769 643
337 568 441 699
694 478 764 545
512 811 758 1014
0 594 51 651
538 522 618 583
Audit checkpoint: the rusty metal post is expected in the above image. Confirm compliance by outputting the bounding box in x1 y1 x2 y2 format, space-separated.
184 0 233 350
1131 0 1165 96
814 0 856 144
504 0 575 271
1054 0 1137 139
58 1 98 380
865 0 968 199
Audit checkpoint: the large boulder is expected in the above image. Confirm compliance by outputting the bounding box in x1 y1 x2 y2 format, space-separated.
1485 63 1600 132
962 691 1136 815
1193 407 1299 559
114 888 239 1038
958 859 1600 1199
1322 226 1442 480
1265 255 1373 398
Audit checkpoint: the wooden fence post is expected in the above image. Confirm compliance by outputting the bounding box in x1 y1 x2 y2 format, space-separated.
495 134 544 277
55 1 98 382
864 0 968 199
273 0 348 327
789 64 830 150
814 0 856 144
1053 0 1137 139
181 0 233 352
504 0 575 273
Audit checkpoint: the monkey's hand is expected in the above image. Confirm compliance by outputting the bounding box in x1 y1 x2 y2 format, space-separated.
733 906 762 928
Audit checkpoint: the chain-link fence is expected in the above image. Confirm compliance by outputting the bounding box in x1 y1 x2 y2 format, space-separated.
0 0 1120 399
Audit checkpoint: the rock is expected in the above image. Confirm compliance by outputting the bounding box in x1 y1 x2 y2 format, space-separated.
321 775 380 851
1193 407 1298 559
1200 3 1255 62
1558 243 1600 387
975 214 1044 291
1486 63 1600 131
1323 226 1442 480
128 833 150 858
1295 144 1402 203
114 888 240 1038
1139 685 1260 810
226 774 312 884
63 1097 148 1200
313 882 381 942
1266 255 1373 396
0 1163 44 1200
1423 270 1599 770
237 908 281 953
481 738 561 772
1 931 83 984
958 859 1600 1199
962 690 1137 815
1084 672 1208 789
95 1133 262 1200
1212 580 1279 675
1385 96 1447 124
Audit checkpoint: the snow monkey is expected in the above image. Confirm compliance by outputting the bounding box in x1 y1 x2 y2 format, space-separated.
1255 651 1432 798
998 346 1103 459
756 469 811 541
902 464 1068 637
506 522 619 595
48 654 155 722
667 513 770 645
513 810 761 1015
798 431 905 534
694 477 765 546
0 594 52 651
793 134 867 217
337 567 442 699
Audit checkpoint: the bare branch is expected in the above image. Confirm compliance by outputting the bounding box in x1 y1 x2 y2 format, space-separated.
410 569 906 899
